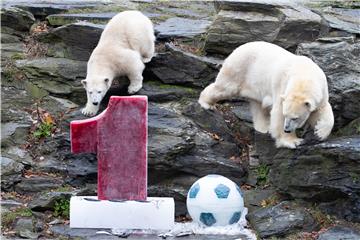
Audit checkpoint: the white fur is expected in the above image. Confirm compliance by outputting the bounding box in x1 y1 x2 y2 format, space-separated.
198 41 334 149
81 11 155 116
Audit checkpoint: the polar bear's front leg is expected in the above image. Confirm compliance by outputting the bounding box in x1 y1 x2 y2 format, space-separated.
128 73 143 94
269 101 303 149
250 101 270 133
308 101 334 140
82 102 100 116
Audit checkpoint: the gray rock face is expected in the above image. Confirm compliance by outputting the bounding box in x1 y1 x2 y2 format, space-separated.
297 39 360 128
39 22 104 61
204 0 327 55
320 7 360 35
46 12 117 26
155 17 212 40
246 201 316 238
318 226 360 240
15 176 63 193
2 0 103 18
268 136 360 222
14 217 38 239
1 157 24 190
15 57 87 102
148 43 222 88
0 7 35 32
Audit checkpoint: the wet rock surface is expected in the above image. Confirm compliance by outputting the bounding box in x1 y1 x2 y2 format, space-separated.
204 0 328 56
1 0 360 239
247 201 317 238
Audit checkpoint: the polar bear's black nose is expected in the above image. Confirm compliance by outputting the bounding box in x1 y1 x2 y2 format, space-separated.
284 129 291 133
93 102 99 106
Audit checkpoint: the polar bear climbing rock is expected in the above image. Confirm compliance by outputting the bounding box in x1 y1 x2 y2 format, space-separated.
81 11 155 116
198 41 334 149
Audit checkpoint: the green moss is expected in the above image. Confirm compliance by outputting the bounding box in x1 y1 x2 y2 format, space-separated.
10 53 26 60
65 5 129 14
256 164 270 186
53 198 70 219
2 207 33 229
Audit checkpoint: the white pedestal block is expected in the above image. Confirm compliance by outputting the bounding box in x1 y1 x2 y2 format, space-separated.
70 196 175 230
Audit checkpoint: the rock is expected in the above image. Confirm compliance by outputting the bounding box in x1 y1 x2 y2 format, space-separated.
138 81 198 102
15 57 87 102
246 201 317 238
46 12 117 26
319 7 360 35
2 0 104 18
230 100 252 123
268 136 360 222
1 199 23 209
29 191 72 211
14 217 38 239
244 189 277 212
1 43 25 62
318 226 360 240
1 33 22 43
297 39 360 128
1 157 24 190
15 176 63 194
39 22 104 61
148 43 222 88
0 7 35 32
336 118 360 137
204 0 327 56
155 17 212 40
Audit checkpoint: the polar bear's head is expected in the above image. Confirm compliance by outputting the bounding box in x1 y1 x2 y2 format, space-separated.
81 77 111 106
282 94 315 133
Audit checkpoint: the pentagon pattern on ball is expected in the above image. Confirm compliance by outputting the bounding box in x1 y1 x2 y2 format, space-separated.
189 182 200 198
229 211 241 224
200 212 216 226
214 183 230 198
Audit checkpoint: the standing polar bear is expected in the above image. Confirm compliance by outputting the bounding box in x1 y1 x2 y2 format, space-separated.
81 11 155 116
199 41 334 148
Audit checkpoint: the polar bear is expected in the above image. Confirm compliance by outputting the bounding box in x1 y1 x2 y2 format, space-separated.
198 41 334 148
81 11 155 116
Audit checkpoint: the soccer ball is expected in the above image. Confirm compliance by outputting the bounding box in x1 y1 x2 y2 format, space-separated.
186 174 244 227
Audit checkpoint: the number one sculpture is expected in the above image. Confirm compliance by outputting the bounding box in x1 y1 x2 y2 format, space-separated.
69 96 174 230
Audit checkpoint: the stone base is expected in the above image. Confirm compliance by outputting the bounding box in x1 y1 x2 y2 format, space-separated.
70 196 175 230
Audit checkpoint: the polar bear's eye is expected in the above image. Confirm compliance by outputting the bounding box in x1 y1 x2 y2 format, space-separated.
89 91 93 94
98 91 102 94
291 117 298 121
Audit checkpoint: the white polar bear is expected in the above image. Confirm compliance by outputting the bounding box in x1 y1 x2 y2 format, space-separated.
81 11 155 116
198 41 334 149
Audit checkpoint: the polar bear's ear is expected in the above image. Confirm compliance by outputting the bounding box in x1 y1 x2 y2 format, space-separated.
280 94 285 101
81 80 87 87
305 100 315 111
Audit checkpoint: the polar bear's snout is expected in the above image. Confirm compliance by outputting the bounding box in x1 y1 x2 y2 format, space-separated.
284 118 297 133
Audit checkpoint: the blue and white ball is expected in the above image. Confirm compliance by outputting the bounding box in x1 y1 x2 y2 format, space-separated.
186 174 244 227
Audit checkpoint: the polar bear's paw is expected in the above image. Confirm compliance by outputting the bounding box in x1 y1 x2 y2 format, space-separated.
81 105 98 116
128 84 142 94
315 121 332 140
276 137 303 149
198 99 215 110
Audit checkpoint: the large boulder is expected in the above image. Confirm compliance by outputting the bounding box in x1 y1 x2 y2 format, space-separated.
39 22 104 61
268 136 360 222
246 201 317 238
0 7 35 32
15 57 87 102
297 38 360 129
147 43 222 88
204 0 328 56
